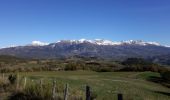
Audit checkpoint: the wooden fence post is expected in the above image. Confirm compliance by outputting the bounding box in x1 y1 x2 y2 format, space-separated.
64 83 69 100
40 79 43 90
86 85 91 100
16 74 20 90
52 80 56 99
2 73 4 82
23 77 27 89
118 93 123 100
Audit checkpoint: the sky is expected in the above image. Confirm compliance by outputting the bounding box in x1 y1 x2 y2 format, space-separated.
0 0 170 47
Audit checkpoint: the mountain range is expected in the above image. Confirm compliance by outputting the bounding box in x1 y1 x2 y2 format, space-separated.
0 39 170 65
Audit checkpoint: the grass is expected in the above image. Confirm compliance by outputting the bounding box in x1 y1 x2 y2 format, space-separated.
6 71 170 100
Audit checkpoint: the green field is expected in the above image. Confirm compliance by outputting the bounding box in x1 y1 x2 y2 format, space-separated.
12 71 170 100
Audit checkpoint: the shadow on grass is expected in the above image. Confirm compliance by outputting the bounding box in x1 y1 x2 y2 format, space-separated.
154 91 170 96
147 76 163 83
147 76 170 88
147 76 170 96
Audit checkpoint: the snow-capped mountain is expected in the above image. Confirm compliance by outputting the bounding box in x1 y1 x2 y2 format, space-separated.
0 39 165 49
54 39 162 46
0 39 170 65
0 45 18 49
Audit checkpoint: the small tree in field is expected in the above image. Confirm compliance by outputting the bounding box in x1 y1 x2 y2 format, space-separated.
8 74 17 84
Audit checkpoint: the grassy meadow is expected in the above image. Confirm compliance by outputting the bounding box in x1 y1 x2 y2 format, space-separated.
5 71 169 100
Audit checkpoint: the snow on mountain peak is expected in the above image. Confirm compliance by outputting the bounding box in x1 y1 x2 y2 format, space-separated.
119 40 161 46
79 38 86 42
146 42 160 46
92 39 120 45
55 39 162 46
0 39 165 49
0 45 18 49
31 41 49 46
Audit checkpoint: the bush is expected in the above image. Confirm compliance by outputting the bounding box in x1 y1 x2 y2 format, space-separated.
8 83 53 100
8 74 17 84
121 58 168 72
8 92 28 100
91 91 97 100
65 63 77 71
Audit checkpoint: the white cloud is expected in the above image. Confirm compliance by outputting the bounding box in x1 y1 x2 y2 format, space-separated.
31 41 49 46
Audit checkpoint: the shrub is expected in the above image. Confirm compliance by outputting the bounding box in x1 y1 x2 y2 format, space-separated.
8 74 17 84
65 63 77 71
8 83 53 100
91 91 97 100
121 58 168 72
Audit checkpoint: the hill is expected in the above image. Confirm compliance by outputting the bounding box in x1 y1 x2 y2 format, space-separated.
0 39 170 65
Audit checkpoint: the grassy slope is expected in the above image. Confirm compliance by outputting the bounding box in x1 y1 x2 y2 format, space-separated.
17 71 170 100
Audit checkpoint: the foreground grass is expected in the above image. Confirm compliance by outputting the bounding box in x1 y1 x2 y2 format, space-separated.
9 71 169 100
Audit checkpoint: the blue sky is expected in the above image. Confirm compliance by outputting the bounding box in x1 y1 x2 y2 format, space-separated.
0 0 170 47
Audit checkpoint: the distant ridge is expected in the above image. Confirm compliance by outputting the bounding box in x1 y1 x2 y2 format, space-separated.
1 39 166 48
0 39 170 65
54 39 162 46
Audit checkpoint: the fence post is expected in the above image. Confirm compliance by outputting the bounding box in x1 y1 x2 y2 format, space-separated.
23 77 27 89
52 80 56 99
86 85 91 100
64 83 69 100
2 73 4 82
118 93 123 100
40 79 43 90
16 73 20 90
